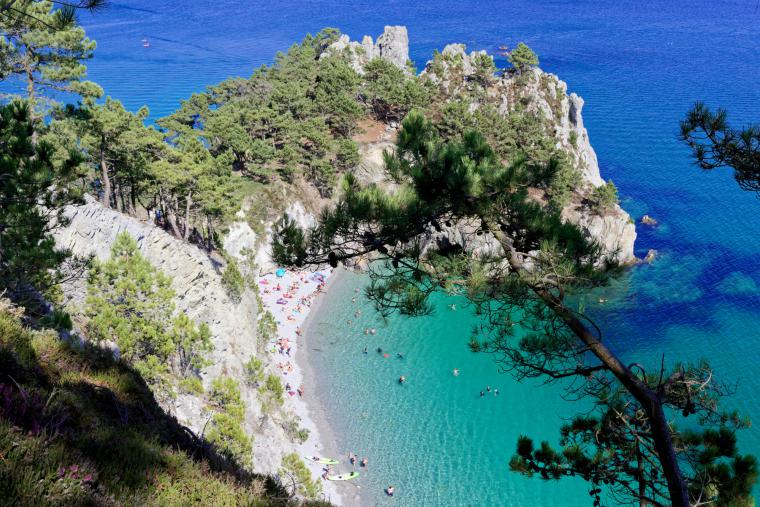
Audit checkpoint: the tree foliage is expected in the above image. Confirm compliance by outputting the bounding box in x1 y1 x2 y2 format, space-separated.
207 376 252 467
680 102 760 195
361 57 432 122
85 233 213 392
0 102 83 300
0 0 103 117
506 42 539 75
273 113 756 506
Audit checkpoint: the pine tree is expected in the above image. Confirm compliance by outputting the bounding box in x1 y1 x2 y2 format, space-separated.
681 102 760 194
0 102 83 300
504 42 539 75
273 112 756 506
78 97 160 211
85 232 213 390
0 0 102 120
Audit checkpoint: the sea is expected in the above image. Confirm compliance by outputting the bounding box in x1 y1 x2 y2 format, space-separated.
71 1 760 505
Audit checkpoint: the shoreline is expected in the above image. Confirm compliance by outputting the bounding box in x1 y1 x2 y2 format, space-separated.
296 267 367 506
257 266 345 505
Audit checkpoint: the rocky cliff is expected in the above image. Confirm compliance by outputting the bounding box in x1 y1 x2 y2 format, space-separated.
53 196 299 477
420 43 636 263
323 25 410 74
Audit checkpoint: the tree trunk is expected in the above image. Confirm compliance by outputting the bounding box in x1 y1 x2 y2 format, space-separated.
487 224 691 507
24 51 38 145
114 181 123 213
100 147 111 208
183 191 192 241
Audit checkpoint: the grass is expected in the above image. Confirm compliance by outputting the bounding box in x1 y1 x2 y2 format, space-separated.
0 300 325 506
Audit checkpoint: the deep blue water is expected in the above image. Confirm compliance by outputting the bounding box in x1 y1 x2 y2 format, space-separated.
70 1 760 504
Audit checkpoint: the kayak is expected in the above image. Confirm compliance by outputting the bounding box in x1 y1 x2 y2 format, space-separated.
304 456 339 465
327 472 360 481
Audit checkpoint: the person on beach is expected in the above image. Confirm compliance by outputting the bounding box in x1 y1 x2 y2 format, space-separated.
361 457 368 468
349 452 356 466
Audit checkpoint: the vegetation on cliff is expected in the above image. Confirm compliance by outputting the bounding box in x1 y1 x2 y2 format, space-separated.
0 298 317 506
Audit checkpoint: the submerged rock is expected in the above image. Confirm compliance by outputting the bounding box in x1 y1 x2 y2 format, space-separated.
641 214 659 226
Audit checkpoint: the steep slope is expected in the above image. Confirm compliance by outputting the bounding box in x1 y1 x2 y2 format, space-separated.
53 197 304 479
0 298 299 506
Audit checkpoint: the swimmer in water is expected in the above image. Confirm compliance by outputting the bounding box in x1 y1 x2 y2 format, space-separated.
494 388 499 396
361 457 368 467
397 353 404 359
480 391 485 397
399 375 406 384
453 368 460 376
486 385 491 393
377 347 383 354
363 347 368 354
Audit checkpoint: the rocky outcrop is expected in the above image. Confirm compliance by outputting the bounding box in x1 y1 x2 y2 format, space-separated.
322 25 410 74
52 196 299 477
419 44 636 263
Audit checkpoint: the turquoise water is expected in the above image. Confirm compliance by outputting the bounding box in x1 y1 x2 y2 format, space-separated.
307 271 593 505
42 1 760 504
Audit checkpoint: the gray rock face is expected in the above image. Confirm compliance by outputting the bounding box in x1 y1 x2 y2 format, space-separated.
421 43 492 96
322 25 410 74
52 196 298 477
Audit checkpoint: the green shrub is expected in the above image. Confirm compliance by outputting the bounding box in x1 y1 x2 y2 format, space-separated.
85 233 214 395
591 180 619 213
257 311 278 352
569 130 578 148
221 257 246 303
280 453 322 500
283 416 310 444
179 376 204 395
261 374 284 406
207 377 252 467
244 355 265 385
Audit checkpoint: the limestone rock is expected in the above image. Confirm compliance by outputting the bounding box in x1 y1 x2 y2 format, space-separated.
322 25 410 74
641 214 658 226
51 196 300 477
562 203 638 265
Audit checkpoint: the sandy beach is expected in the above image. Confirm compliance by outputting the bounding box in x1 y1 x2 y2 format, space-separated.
257 266 345 505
